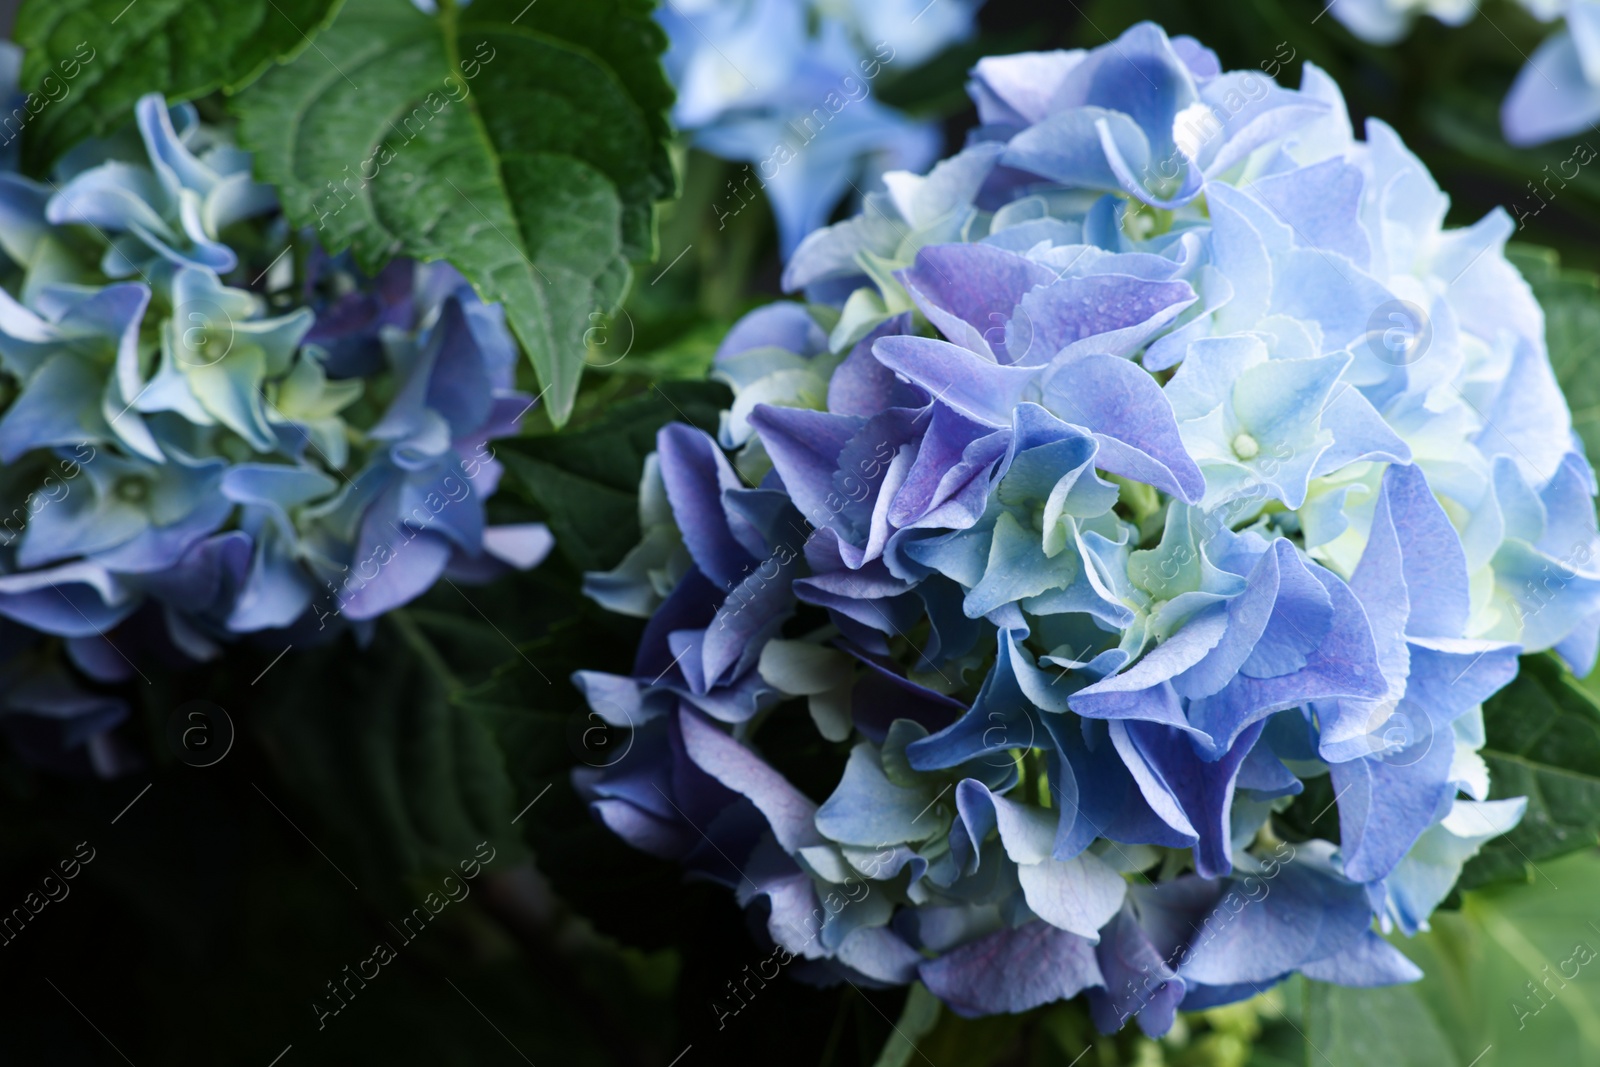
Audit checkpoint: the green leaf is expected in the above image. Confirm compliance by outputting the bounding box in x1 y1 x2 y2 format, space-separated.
1461 653 1600 890
1508 244 1600 461
1243 853 1600 1066
1406 850 1600 1065
13 0 345 171
498 380 729 572
1305 980 1459 1067
588 316 730 383
231 0 675 426
251 611 529 886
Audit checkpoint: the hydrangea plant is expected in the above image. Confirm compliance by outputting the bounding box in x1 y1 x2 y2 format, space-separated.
0 75 551 772
572 22 1593 1028
1331 0 1600 147
659 0 984 254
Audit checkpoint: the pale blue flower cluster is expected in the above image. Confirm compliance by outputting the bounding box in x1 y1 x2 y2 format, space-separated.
575 24 1578 1027
1332 0 1600 147
0 91 550 770
658 0 983 254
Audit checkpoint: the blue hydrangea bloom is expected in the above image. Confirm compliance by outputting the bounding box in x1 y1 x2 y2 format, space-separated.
658 0 981 254
1328 0 1484 45
1330 0 1600 147
576 24 1573 1028
0 93 551 771
1501 0 1600 146
50 95 278 278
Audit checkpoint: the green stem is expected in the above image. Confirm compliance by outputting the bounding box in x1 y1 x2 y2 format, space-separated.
437 0 463 90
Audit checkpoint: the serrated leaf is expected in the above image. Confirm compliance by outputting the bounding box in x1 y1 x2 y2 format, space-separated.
478 0 676 226
1460 654 1600 890
231 0 674 425
14 0 345 171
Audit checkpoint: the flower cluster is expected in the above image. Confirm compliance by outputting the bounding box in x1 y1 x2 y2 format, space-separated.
0 87 550 772
573 23 1589 1027
658 0 983 254
1332 0 1600 147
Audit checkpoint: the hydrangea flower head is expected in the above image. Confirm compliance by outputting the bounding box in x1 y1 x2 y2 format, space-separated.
0 91 552 771
574 24 1581 1027
1330 0 1600 147
658 0 982 253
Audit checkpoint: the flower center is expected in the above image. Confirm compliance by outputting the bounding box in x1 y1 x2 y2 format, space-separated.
1231 433 1260 460
113 475 150 503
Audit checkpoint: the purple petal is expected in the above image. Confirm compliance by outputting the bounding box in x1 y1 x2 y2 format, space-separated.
920 920 1104 1016
657 423 755 588
482 523 554 569
1088 905 1187 1037
1042 353 1206 502
678 706 823 853
717 302 828 363
1011 274 1195 367
828 313 926 416
872 334 1038 428
1176 864 1372 986
1299 931 1423 985
1332 738 1454 884
897 244 1057 363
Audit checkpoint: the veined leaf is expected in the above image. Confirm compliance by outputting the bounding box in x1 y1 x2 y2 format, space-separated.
1305 979 1458 1067
1282 850 1600 1066
13 0 345 171
232 0 675 426
251 610 529 883
1460 653 1600 890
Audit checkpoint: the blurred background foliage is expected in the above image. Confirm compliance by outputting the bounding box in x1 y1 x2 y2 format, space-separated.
1 0 1599 1064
